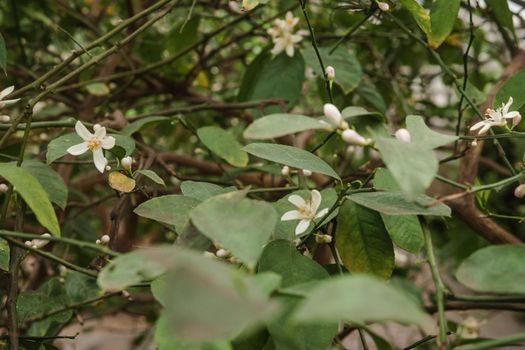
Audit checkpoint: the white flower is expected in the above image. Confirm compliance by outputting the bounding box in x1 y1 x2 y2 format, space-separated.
0 86 20 109
342 129 368 146
121 156 133 170
281 190 329 235
268 12 305 57
394 128 411 143
67 121 116 173
323 103 343 127
325 66 335 80
470 97 520 135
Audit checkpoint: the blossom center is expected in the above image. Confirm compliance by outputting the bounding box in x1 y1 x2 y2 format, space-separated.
87 138 101 151
298 203 314 219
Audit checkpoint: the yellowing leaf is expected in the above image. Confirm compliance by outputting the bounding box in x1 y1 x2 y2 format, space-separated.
242 0 259 11
108 172 136 193
85 83 110 96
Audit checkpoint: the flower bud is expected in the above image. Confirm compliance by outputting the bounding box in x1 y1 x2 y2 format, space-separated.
95 239 101 245
100 234 110 244
93 124 102 132
471 139 478 147
0 115 10 122
513 112 522 127
377 1 390 11
281 165 290 176
341 129 367 146
325 66 335 81
0 183 8 193
514 184 525 198
216 248 230 258
121 156 133 170
394 128 411 143
302 169 312 177
315 234 332 244
323 103 343 127
32 233 51 249
105 165 111 171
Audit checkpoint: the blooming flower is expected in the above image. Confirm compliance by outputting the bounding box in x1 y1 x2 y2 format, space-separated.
67 121 116 173
470 97 521 135
268 12 306 57
0 86 20 109
281 190 329 235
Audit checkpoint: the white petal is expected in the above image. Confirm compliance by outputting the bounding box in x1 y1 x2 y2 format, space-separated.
504 111 520 119
281 210 302 221
286 44 294 57
469 121 486 131
92 149 107 173
478 123 492 135
75 120 93 141
502 96 513 115
67 142 89 155
295 219 311 235
310 190 322 212
101 135 115 149
0 86 14 100
94 125 107 138
288 194 306 208
315 208 329 219
0 98 20 108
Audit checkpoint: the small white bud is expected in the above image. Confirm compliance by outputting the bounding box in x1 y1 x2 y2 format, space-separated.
323 103 343 127
514 184 525 198
0 115 10 122
341 129 367 146
281 166 290 176
377 1 390 11
340 121 349 130
0 183 8 193
121 156 133 170
95 239 101 245
216 249 230 258
32 233 51 249
513 113 522 127
105 165 111 171
100 234 110 244
203 251 215 258
39 133 49 141
325 66 335 80
25 240 32 246
394 128 411 143
471 139 478 147
93 124 102 132
302 169 312 177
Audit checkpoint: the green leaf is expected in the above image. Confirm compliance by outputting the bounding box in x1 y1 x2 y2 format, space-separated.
428 0 460 48
292 275 433 330
356 82 387 114
259 240 329 288
374 168 424 253
190 193 277 267
375 138 438 198
21 160 68 210
406 115 457 149
0 238 8 271
303 46 362 93
147 246 277 341
242 0 259 11
493 68 525 110
273 188 338 240
335 201 394 278
98 248 167 290
486 0 516 42
134 195 200 234
399 0 431 34
181 181 235 201
341 106 388 138
121 116 170 136
85 82 110 96
456 245 525 294
112 134 136 157
64 272 101 303
244 114 331 140
0 163 60 236
347 192 451 216
136 169 165 186
197 126 248 167
0 32 6 74
240 52 305 114
243 143 340 180
166 16 201 55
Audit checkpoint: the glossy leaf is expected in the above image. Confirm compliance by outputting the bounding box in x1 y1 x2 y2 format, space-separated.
428 0 460 48
244 114 330 140
336 201 394 278
0 163 60 236
244 143 340 180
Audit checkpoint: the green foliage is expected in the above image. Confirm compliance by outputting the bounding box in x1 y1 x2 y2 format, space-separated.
348 192 451 216
493 68 525 109
21 160 68 209
0 163 60 236
244 143 340 180
181 181 235 200
456 245 525 294
244 114 330 140
136 169 166 186
406 115 458 149
336 201 394 278
428 0 460 49
134 195 200 233
197 126 248 167
0 32 6 74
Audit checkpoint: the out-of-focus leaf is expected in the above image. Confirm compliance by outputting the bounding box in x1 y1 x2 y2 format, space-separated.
0 32 6 74
121 116 170 136
486 0 516 42
406 115 457 149
428 0 460 48
21 160 68 210
399 0 431 34
197 126 248 167
181 181 235 201
134 195 200 233
85 82 110 96
0 238 8 271
244 114 331 140
493 68 525 110
64 271 101 303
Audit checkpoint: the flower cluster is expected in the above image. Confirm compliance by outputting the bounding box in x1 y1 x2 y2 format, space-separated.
67 121 116 173
323 103 372 146
267 11 306 58
470 97 521 135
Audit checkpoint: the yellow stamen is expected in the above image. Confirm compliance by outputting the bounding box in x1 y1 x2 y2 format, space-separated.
87 138 101 151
